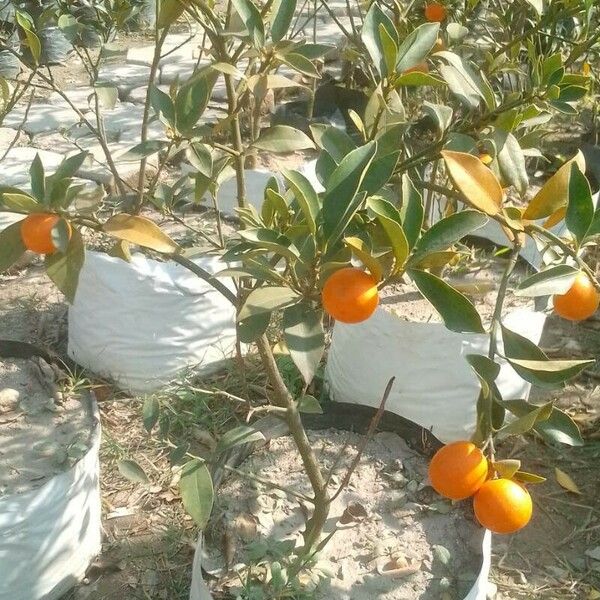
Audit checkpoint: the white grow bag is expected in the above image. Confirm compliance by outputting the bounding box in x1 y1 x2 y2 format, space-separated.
68 251 238 394
0 395 101 600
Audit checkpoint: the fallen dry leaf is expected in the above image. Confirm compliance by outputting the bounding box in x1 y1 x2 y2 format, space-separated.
555 467 582 495
377 557 421 578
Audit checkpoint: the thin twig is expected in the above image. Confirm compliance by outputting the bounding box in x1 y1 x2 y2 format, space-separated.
330 377 395 502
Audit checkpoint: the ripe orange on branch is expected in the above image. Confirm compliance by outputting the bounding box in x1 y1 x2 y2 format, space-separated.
20 213 71 255
428 441 488 500
553 272 600 321
473 478 532 534
425 2 447 22
322 267 379 324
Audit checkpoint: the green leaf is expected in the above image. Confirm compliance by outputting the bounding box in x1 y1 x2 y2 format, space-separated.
175 72 217 135
30 154 45 203
396 22 440 72
437 51 484 109
238 312 271 343
379 23 398 78
103 214 180 254
211 62 247 79
0 189 40 213
238 228 300 261
283 303 325 385
410 210 488 263
395 71 446 87
157 0 185 29
239 286 300 320
493 129 528 195
504 358 594 388
323 142 377 247
297 395 323 414
515 264 579 297
311 125 356 163
566 162 594 244
271 0 297 42
367 196 409 269
149 85 176 127
279 52 320 78
283 170 320 235
232 0 265 48
410 270 485 333
466 353 505 429
143 397 160 433
45 228 85 304
293 43 335 60
52 152 89 182
50 218 71 254
121 140 170 161
400 175 424 250
501 399 583 446
16 11 41 64
253 126 316 152
216 426 266 455
118 459 149 484
361 3 398 77
0 220 26 272
496 402 553 438
179 460 214 529
501 324 547 361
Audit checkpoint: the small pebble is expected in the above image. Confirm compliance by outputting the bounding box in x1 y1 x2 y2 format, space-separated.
0 388 20 413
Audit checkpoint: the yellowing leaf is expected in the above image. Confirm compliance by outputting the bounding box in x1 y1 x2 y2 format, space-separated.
441 150 503 215
555 467 582 495
543 206 567 229
103 214 180 254
523 152 586 220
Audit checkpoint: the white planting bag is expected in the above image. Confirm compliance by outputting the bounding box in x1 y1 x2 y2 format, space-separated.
0 211 22 231
68 251 237 393
325 307 546 444
0 398 101 600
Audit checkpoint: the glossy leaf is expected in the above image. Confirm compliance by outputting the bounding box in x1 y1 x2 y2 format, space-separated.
238 228 299 261
179 460 214 528
238 286 300 320
367 196 409 269
566 162 594 244
238 312 271 343
494 130 528 195
496 402 553 438
0 220 26 272
175 72 217 135
232 0 265 48
411 210 488 262
396 22 440 72
253 126 316 152
121 140 170 161
505 358 594 388
323 142 377 246
344 236 384 281
283 170 320 234
45 228 85 304
362 3 398 77
441 150 503 215
515 264 579 297
103 215 180 254
400 175 424 250
283 303 325 385
0 189 39 213
271 0 297 42
410 270 485 333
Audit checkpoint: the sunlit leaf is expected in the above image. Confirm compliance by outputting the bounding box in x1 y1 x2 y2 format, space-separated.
103 214 180 254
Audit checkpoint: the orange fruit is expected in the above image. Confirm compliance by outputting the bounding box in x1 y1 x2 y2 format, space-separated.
553 272 600 321
403 62 430 75
473 478 532 534
425 2 447 22
322 267 379 324
428 441 488 500
20 213 70 255
479 153 493 166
